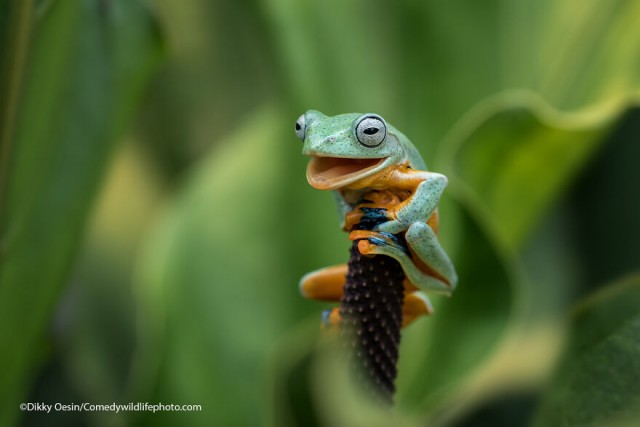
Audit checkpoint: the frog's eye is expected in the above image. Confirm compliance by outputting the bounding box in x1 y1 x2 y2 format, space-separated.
295 114 306 141
355 114 386 147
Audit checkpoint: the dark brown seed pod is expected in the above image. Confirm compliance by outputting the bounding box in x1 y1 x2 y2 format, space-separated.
339 240 405 404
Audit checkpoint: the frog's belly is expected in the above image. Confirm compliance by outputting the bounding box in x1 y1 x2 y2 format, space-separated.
342 188 439 234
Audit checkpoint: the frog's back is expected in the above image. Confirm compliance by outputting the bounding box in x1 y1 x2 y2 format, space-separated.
387 125 427 171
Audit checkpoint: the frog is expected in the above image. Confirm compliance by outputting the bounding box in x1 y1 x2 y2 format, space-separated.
296 110 458 327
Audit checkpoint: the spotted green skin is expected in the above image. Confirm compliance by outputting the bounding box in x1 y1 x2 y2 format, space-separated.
301 110 426 170
300 111 458 297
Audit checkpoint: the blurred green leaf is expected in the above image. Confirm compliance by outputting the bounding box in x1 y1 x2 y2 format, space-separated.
534 275 640 427
266 320 323 427
0 0 163 424
262 0 511 161
501 0 640 113
132 107 321 426
136 0 280 178
442 97 609 249
569 109 640 293
264 0 640 159
432 0 640 249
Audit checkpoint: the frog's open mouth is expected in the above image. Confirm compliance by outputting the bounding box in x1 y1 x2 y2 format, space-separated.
306 156 386 190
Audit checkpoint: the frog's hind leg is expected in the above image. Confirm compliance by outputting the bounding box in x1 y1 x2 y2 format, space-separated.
353 226 455 296
300 264 347 329
405 222 458 292
299 264 347 301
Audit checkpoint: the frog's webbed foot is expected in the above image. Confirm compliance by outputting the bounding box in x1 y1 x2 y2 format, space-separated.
405 222 458 292
349 230 407 256
353 224 455 295
321 308 342 329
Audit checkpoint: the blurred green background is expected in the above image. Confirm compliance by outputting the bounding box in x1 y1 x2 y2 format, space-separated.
1 0 639 426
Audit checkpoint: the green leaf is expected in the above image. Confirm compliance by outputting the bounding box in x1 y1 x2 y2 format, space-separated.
136 0 280 176
534 275 640 427
0 0 163 424
131 107 326 426
266 320 324 427
265 0 640 158
431 0 640 249
262 0 504 159
441 96 609 249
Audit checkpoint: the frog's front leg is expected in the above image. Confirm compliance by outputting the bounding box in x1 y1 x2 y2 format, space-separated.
375 171 447 235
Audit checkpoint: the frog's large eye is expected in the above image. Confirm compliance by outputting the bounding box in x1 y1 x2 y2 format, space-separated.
295 114 306 141
355 114 386 147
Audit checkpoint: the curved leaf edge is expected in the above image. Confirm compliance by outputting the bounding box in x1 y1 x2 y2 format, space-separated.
438 89 640 171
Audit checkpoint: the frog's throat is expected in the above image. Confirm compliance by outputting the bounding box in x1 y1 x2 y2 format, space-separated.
306 156 386 190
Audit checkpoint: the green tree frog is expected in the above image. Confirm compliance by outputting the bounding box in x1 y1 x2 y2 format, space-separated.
297 110 458 327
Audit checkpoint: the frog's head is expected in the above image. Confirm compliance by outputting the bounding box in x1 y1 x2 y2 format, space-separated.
296 110 411 190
